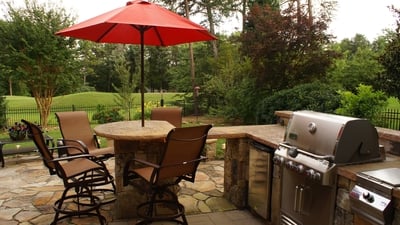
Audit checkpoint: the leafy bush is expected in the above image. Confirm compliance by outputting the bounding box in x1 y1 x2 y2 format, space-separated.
335 84 388 125
92 105 124 124
132 101 159 120
256 81 340 124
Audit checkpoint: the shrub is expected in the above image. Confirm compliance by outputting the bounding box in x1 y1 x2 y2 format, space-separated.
335 84 388 125
256 81 340 124
92 105 124 124
132 101 159 120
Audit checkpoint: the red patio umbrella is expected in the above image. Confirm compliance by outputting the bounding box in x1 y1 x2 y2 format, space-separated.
56 0 216 127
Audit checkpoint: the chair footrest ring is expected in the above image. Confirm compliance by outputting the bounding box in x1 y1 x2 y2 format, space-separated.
53 193 105 225
136 199 187 225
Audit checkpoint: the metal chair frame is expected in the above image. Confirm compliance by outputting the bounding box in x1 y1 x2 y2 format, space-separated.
55 111 114 161
123 124 212 225
22 119 115 225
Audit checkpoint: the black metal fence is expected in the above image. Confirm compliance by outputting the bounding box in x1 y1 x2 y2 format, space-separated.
5 100 191 127
6 105 119 126
4 105 400 130
379 109 400 130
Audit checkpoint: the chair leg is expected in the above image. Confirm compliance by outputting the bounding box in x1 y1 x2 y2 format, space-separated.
136 187 188 225
51 186 105 224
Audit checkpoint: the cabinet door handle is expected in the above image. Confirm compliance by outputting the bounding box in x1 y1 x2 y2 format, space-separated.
294 185 306 213
294 185 301 212
298 186 305 213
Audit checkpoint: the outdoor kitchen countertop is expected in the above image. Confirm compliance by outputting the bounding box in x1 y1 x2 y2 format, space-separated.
208 124 286 148
337 154 400 198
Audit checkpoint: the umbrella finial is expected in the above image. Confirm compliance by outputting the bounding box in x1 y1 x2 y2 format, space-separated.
127 0 149 6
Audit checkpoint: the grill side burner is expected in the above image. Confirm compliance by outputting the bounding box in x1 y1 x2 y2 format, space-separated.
350 168 400 225
274 111 384 225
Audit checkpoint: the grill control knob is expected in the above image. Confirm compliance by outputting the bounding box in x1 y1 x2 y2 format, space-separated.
285 160 295 169
305 169 315 178
273 156 285 165
363 192 375 203
312 172 321 181
295 164 305 173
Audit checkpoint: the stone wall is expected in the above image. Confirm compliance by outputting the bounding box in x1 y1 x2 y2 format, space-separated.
223 138 249 208
334 176 354 225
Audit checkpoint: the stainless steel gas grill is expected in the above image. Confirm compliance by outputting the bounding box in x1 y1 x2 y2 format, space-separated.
273 111 384 225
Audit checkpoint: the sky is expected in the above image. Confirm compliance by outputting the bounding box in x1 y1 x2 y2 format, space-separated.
328 0 399 41
6 0 400 42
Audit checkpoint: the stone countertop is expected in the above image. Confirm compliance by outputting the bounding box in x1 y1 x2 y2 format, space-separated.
337 154 400 198
208 124 286 148
94 120 174 141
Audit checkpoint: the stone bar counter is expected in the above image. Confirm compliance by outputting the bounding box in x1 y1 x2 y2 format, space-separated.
208 111 400 225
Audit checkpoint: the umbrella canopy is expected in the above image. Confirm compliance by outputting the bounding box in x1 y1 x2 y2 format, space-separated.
56 0 216 127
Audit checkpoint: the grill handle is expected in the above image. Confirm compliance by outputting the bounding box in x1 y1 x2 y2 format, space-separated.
280 143 334 161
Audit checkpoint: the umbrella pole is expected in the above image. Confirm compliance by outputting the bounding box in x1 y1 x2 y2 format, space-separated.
140 30 145 127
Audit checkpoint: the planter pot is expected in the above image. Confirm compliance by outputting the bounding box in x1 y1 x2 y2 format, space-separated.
9 131 27 141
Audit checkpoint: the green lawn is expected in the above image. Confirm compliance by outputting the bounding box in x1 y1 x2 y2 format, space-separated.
2 92 185 149
5 91 185 108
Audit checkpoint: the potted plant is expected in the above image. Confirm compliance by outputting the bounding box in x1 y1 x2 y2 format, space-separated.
8 122 28 141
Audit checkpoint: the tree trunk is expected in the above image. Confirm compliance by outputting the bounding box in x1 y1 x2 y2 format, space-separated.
184 0 198 116
205 3 218 58
307 0 313 25
33 90 53 128
8 77 12 96
241 0 247 31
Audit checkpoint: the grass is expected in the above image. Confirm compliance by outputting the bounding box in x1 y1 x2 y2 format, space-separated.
5 91 185 108
2 92 185 151
4 91 187 128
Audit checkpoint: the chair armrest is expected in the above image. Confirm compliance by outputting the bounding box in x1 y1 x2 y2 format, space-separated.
48 153 94 163
162 156 208 168
93 134 101 148
59 139 90 153
49 144 92 157
123 158 159 186
132 158 160 169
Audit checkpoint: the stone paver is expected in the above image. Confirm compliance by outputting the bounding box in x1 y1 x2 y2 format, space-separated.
0 154 264 225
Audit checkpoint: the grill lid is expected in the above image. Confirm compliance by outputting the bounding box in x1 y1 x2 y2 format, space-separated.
284 111 383 164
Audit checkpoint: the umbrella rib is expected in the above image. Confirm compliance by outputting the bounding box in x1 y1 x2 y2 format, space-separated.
96 23 118 42
131 25 164 46
153 27 164 46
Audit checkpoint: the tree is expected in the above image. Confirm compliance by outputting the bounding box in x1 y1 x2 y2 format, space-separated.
327 34 385 92
203 35 256 123
113 54 136 120
86 44 123 92
148 46 169 92
378 6 400 98
240 1 336 93
0 0 81 127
